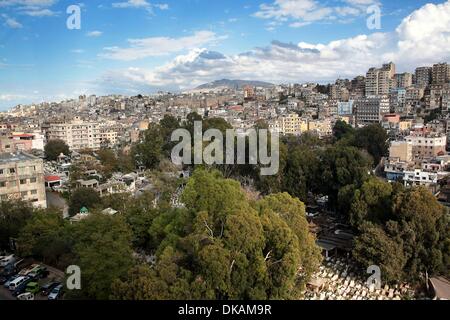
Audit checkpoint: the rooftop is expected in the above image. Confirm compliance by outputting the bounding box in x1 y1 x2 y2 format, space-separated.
0 152 39 164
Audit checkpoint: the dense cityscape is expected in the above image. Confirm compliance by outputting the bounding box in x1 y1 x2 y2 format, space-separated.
0 59 449 301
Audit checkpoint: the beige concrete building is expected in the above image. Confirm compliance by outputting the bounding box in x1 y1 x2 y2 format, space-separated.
269 113 308 136
47 117 101 151
389 141 413 162
432 63 450 85
0 152 47 208
415 67 432 87
406 132 447 158
394 73 413 89
366 63 396 96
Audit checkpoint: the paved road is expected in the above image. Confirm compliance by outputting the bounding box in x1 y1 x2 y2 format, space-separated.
0 287 14 301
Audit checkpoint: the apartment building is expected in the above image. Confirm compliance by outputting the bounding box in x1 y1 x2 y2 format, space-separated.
365 63 396 96
389 141 413 162
269 113 308 136
394 73 413 89
47 118 101 151
390 88 406 114
405 132 447 158
432 63 450 85
0 152 47 208
355 96 390 125
415 67 432 87
337 101 354 116
0 132 45 153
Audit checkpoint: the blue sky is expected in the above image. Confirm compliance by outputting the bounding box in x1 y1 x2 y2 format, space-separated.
1 0 449 110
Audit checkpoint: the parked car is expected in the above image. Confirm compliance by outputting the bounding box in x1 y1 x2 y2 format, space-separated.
17 292 35 301
0 255 16 267
25 282 40 294
41 282 60 296
12 277 33 296
8 276 28 291
48 284 64 300
19 264 40 277
28 266 49 280
3 275 19 288
0 264 16 284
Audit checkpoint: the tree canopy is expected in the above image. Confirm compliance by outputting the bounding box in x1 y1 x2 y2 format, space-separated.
45 139 70 161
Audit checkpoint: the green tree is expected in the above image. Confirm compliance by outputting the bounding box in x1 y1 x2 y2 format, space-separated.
352 186 450 282
45 139 70 161
97 148 118 176
349 178 393 227
353 124 388 166
160 115 181 157
17 211 75 269
70 213 134 300
113 169 321 300
68 187 102 216
318 146 371 208
0 200 35 250
256 193 322 292
282 144 319 202
391 187 449 279
333 120 355 141
132 124 164 169
353 223 407 283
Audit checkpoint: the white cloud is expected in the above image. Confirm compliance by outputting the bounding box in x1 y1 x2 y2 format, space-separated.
0 0 57 7
21 8 57 16
154 3 168 10
87 31 103 37
112 0 150 8
1 14 23 28
0 0 58 20
112 0 169 13
100 31 224 61
100 1 450 91
253 0 380 28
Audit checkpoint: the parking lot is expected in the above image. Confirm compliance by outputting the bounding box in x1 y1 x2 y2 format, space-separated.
0 256 65 301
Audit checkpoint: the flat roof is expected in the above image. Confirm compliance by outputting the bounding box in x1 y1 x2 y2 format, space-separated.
0 152 39 164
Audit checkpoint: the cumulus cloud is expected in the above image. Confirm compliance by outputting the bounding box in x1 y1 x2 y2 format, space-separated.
99 31 225 61
100 1 450 92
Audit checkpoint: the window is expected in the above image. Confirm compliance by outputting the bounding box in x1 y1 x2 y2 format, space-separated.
30 178 37 183
20 179 27 185
0 169 3 175
0 182 6 188
9 168 15 174
21 191 28 197
9 181 16 187
30 190 37 195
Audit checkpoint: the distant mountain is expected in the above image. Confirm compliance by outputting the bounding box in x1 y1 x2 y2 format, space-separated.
195 79 274 90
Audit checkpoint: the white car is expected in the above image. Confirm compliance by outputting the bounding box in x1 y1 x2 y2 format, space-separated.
17 292 35 300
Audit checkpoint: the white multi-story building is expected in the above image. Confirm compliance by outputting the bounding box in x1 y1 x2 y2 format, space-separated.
47 117 101 151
